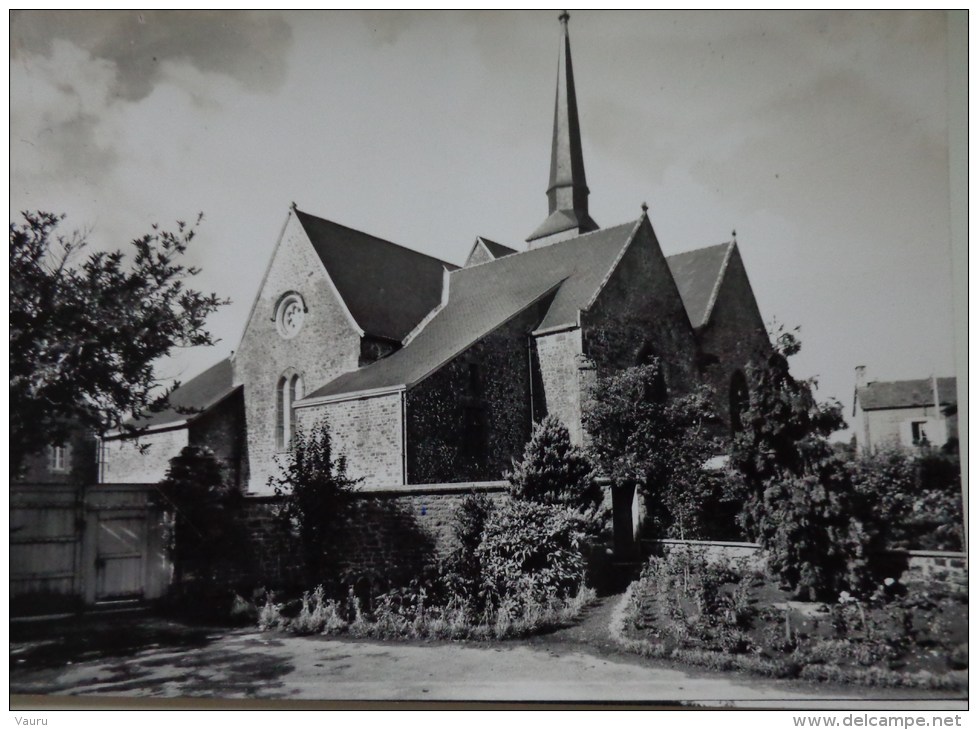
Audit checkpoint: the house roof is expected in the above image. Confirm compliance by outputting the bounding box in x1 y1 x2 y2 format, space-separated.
857 377 958 411
120 358 239 431
304 219 641 401
665 241 733 329
295 209 453 341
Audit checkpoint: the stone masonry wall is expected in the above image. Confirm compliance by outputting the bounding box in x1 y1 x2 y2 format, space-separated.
229 483 508 595
296 393 404 486
405 303 543 483
580 218 700 396
696 245 770 435
101 429 188 484
535 328 586 444
189 389 247 488
233 211 363 495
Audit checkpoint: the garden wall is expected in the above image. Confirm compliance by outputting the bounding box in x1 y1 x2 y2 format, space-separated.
231 481 509 594
646 539 968 591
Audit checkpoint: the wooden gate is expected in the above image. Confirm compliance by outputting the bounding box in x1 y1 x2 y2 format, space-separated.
10 485 84 615
10 483 171 616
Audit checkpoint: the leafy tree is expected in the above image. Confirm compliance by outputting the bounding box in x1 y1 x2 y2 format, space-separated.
729 328 870 600
583 360 722 538
506 415 600 514
10 211 228 476
158 445 245 592
269 419 360 585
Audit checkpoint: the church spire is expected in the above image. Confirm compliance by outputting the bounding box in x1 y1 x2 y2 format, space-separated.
527 11 599 247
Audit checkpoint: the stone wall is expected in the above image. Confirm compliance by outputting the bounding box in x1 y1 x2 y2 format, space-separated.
695 244 771 435
101 428 188 484
580 218 700 395
535 328 586 444
296 393 404 486
901 550 967 590
189 389 247 488
233 211 363 495
229 482 508 595
405 305 542 483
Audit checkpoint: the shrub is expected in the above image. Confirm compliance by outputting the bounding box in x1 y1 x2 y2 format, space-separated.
443 493 495 608
268 419 359 586
583 360 722 539
476 500 587 612
506 416 600 514
157 445 247 600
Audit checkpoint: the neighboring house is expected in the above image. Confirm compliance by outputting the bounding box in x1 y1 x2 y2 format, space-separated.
852 366 958 453
101 14 770 494
15 428 98 486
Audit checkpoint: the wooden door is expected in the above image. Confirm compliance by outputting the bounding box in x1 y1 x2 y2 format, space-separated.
94 512 146 600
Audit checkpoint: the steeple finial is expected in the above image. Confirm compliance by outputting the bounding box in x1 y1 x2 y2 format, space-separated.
526 10 599 246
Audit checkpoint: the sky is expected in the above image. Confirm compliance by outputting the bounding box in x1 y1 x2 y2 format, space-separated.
9 10 964 439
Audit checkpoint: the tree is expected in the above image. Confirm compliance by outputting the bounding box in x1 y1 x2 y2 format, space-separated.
583 360 723 538
9 211 228 476
157 445 245 593
506 415 600 514
269 419 360 585
729 328 870 600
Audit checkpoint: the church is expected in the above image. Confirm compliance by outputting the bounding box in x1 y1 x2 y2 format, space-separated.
100 13 769 495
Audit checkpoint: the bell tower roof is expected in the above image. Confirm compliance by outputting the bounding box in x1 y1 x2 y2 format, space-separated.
527 11 599 247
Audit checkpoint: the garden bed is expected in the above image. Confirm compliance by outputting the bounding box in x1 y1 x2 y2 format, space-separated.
612 548 967 690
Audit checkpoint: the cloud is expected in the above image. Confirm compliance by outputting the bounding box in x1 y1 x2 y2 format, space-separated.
11 10 292 102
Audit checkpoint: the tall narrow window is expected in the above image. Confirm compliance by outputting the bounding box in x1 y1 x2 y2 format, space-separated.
276 376 288 450
729 370 749 436
289 374 303 444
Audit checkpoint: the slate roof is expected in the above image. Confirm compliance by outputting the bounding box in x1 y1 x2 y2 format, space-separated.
857 377 958 411
118 358 239 431
305 219 641 400
295 209 453 341
479 237 519 259
526 208 599 243
665 242 733 329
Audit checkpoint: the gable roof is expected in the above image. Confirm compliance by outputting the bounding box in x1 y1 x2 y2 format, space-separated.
480 237 519 259
857 377 958 411
295 209 454 341
665 241 733 329
304 219 641 401
117 358 239 433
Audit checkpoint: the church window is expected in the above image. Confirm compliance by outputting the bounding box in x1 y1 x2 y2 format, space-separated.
276 373 304 450
275 292 306 339
729 370 749 435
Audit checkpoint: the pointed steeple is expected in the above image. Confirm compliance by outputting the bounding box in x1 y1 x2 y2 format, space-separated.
527 11 599 247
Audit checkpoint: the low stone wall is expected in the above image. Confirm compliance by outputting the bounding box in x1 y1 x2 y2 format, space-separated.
901 550 967 589
650 538 766 570
646 539 968 591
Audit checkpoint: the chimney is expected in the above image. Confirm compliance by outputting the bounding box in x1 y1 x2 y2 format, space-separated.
854 365 867 389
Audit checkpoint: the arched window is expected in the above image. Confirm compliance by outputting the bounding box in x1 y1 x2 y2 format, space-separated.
729 370 749 436
276 372 304 450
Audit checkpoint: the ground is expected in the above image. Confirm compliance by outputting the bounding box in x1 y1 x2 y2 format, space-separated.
10 597 966 709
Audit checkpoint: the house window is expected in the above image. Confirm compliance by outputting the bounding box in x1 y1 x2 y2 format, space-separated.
911 420 930 446
49 444 70 473
276 373 304 450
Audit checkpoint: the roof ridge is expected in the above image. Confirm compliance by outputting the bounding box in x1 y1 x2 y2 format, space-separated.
700 241 736 326
667 240 735 259
294 207 455 268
